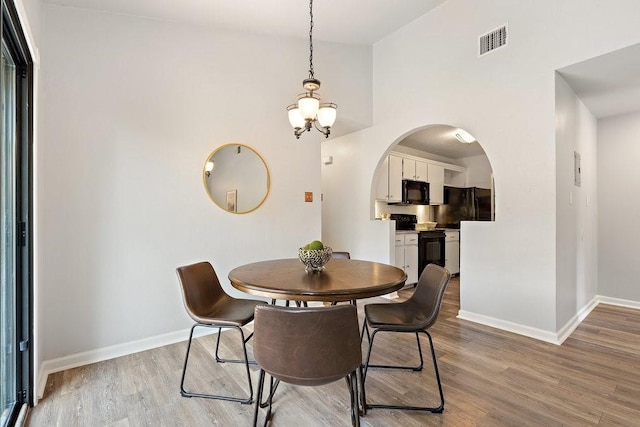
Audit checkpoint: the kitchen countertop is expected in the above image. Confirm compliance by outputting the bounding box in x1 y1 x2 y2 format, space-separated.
395 228 460 233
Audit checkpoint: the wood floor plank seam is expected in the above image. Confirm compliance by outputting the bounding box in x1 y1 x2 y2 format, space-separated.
27 277 640 426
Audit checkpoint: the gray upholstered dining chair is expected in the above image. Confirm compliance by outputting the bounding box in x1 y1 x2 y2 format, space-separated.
176 261 267 404
252 305 362 426
361 263 451 413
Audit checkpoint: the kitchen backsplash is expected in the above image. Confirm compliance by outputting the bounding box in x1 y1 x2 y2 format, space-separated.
375 200 434 223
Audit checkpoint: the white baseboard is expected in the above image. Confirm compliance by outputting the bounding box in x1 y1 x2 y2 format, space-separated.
597 295 640 310
458 295 640 346
555 296 599 344
457 310 561 344
36 325 220 402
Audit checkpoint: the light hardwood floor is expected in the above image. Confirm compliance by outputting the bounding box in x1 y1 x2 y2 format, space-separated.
28 277 640 426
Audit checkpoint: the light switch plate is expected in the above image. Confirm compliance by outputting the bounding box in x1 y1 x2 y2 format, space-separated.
305 192 313 202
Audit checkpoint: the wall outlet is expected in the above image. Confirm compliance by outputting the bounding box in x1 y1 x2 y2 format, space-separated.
305 192 313 202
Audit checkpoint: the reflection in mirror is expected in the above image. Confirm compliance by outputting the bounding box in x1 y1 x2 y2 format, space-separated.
203 144 270 214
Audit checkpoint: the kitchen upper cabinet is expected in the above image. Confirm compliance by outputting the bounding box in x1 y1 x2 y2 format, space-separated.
388 155 403 202
428 163 444 205
415 161 428 182
402 158 428 182
377 151 465 205
402 158 415 180
375 154 403 203
375 156 389 201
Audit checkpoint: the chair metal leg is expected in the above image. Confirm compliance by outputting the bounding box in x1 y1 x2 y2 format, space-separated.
253 369 266 427
346 371 361 427
215 329 257 365
263 375 275 424
360 321 371 343
357 364 366 416
259 376 280 408
363 329 423 372
424 331 445 413
180 323 254 404
362 328 444 413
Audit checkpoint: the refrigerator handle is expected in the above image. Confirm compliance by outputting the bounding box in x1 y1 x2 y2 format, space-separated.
472 189 479 220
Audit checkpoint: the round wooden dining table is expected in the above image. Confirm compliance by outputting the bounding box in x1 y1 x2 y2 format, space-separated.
228 258 407 302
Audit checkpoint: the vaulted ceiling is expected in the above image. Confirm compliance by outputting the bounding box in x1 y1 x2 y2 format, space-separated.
41 1 640 158
41 0 447 45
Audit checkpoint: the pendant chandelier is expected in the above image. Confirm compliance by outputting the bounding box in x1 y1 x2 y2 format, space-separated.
287 0 337 139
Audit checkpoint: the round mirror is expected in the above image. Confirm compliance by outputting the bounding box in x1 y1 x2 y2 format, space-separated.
203 143 270 214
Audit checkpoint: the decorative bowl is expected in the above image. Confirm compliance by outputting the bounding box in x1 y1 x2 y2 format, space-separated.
416 221 438 230
298 247 333 272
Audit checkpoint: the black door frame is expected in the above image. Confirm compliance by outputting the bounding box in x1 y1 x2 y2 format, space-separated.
2 0 34 423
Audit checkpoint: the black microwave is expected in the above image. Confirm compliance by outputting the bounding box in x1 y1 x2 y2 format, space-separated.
402 179 430 205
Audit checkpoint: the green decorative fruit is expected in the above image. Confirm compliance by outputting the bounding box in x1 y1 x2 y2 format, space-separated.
307 240 324 250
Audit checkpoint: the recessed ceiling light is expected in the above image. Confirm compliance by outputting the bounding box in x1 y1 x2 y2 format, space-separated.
455 130 475 143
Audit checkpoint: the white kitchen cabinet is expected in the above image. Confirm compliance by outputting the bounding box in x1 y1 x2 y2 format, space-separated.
402 158 415 180
404 234 419 284
389 155 403 202
375 156 389 200
445 230 460 275
415 160 428 182
395 233 419 285
427 163 445 205
394 241 404 268
375 155 403 203
402 158 428 182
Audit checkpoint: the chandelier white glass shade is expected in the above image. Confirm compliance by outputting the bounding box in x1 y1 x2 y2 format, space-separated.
287 0 337 139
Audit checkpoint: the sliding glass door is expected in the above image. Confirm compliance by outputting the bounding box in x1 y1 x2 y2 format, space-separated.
1 39 18 426
1 1 33 425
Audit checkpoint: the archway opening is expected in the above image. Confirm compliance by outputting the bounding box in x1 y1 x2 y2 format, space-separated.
372 123 494 281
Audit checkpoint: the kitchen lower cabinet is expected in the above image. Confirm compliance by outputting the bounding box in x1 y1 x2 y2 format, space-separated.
445 230 460 275
395 233 419 284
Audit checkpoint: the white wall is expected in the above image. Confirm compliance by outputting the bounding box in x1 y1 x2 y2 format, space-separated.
598 110 640 301
322 0 640 338
37 4 371 381
555 74 598 330
16 0 41 49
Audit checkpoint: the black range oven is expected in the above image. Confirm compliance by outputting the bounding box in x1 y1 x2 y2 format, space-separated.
419 230 445 274
389 213 417 230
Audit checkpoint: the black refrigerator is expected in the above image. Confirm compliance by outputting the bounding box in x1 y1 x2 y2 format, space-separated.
434 186 492 228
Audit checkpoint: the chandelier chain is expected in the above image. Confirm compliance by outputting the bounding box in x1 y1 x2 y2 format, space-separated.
308 0 314 80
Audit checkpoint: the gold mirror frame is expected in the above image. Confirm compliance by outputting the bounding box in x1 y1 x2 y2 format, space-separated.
203 143 271 214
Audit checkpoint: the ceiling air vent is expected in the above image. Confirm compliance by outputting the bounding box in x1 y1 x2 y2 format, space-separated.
479 25 507 56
